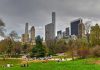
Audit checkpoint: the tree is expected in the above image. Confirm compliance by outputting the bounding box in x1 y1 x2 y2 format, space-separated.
77 40 89 59
3 31 20 57
90 24 100 46
68 39 75 60
31 35 48 57
7 38 14 56
12 42 22 55
46 39 56 55
85 21 91 46
9 30 19 40
54 39 68 53
0 19 5 37
0 19 6 60
22 44 29 54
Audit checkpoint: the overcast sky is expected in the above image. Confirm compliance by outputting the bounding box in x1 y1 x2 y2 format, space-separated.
0 0 100 39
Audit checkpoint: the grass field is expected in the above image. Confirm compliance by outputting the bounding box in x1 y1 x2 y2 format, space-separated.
0 59 21 66
0 59 100 70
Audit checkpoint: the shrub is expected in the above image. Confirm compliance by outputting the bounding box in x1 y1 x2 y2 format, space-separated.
92 45 100 57
77 47 90 59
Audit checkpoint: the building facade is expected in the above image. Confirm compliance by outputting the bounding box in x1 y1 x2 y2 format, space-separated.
22 23 35 45
78 22 85 38
45 12 56 42
71 18 82 36
30 26 35 45
65 27 69 36
57 30 63 39
22 23 29 43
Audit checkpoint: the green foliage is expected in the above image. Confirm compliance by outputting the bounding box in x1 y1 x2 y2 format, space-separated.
22 44 28 54
31 35 48 57
67 38 89 59
90 24 100 46
47 39 68 55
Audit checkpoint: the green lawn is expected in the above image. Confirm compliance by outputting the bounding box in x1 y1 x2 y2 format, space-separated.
0 59 21 67
0 59 100 70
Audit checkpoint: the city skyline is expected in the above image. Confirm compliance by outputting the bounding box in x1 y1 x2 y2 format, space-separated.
0 0 100 40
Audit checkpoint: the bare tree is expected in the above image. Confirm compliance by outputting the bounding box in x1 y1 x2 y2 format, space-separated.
85 21 91 45
0 19 5 37
9 30 20 41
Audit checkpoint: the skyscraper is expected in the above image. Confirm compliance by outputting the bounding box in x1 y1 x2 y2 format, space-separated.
45 23 55 41
25 23 28 34
52 12 56 36
52 12 56 24
78 22 85 38
71 18 82 36
30 26 35 45
24 23 29 42
45 12 56 42
57 30 63 39
22 23 29 43
65 27 69 36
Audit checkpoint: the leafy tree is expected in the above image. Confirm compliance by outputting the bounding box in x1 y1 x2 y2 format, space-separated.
68 39 75 60
46 40 56 55
22 44 30 54
6 38 13 56
90 24 100 46
46 39 68 55
54 39 68 53
31 35 48 57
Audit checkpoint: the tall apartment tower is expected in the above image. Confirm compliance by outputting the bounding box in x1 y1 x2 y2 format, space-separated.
65 27 69 36
78 21 85 38
45 12 56 42
52 12 56 36
52 12 55 24
25 23 28 34
57 30 63 39
24 23 29 42
30 26 35 45
71 18 82 36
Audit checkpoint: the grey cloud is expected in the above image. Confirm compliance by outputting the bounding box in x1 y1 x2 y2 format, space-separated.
0 0 100 38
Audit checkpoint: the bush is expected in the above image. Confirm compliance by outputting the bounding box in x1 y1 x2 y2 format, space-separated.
92 45 100 57
77 47 90 59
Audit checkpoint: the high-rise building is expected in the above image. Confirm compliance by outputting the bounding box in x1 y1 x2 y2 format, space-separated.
25 23 28 34
45 23 55 41
22 23 29 43
78 22 85 38
71 18 82 36
21 34 25 42
24 23 29 42
30 26 35 45
65 27 69 36
22 23 35 45
63 31 66 38
52 12 56 24
57 30 63 39
45 12 56 42
52 12 56 36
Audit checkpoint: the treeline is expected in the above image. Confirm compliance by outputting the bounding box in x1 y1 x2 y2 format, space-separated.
0 19 100 59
